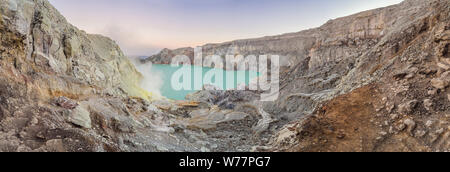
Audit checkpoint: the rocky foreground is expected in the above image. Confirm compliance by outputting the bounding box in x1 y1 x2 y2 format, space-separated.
0 0 449 152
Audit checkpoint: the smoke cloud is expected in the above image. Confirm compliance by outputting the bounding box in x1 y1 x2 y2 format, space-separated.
130 57 164 99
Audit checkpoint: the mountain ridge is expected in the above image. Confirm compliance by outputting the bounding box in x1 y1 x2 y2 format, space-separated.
142 0 405 68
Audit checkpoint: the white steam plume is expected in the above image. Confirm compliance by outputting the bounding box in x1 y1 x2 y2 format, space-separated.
130 57 164 99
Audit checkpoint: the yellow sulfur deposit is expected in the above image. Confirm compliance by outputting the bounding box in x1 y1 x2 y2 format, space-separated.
118 63 164 101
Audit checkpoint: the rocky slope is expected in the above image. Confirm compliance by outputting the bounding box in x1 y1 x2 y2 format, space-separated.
0 0 284 152
267 0 450 152
0 0 208 152
145 0 450 152
0 0 448 152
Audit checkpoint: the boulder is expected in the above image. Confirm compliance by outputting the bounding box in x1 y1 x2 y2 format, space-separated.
437 62 450 71
390 114 399 120
68 106 92 129
398 100 418 114
423 99 433 111
425 120 434 128
431 78 448 89
403 119 417 136
428 89 437 95
55 96 78 109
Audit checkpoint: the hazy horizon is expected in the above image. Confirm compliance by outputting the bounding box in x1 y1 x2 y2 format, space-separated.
48 0 403 56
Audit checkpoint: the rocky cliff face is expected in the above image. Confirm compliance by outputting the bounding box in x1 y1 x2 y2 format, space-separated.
267 0 450 152
0 0 152 100
0 0 198 151
0 0 448 152
0 0 281 152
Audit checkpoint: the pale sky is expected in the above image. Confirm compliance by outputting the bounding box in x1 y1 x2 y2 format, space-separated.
48 0 404 56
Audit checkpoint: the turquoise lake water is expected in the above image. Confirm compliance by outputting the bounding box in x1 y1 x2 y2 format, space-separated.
151 64 260 100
